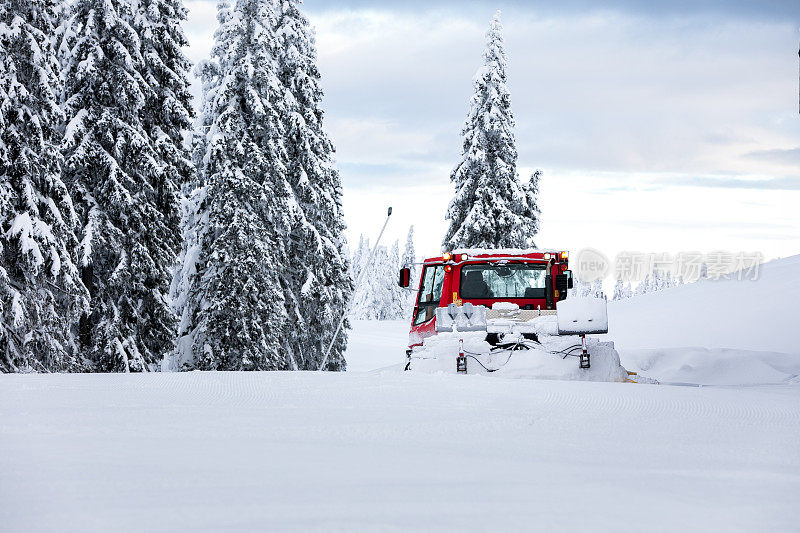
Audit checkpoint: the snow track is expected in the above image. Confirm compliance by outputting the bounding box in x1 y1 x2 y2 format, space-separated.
2 371 798 533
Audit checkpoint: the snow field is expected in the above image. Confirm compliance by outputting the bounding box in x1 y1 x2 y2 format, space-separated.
3 258 800 531
345 319 410 371
1 371 798 532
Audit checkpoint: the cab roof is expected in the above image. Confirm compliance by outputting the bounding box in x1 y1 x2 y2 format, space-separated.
422 249 568 264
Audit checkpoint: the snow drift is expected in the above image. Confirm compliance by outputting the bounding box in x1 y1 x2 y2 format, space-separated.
608 254 800 385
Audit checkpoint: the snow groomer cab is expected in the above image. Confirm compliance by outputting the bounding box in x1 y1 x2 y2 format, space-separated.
398 249 574 348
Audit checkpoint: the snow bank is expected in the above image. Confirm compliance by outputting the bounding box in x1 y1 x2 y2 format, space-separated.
608 255 800 355
622 347 798 386
608 254 800 384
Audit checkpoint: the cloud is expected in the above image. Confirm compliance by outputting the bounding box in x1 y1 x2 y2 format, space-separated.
189 0 800 21
311 9 800 175
668 175 800 190
745 147 800 166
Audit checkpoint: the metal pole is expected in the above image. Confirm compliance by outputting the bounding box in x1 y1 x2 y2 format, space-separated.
318 206 393 370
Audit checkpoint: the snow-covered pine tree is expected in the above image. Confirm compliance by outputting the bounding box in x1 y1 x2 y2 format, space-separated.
350 241 405 320
138 0 194 369
612 277 624 301
61 0 184 371
623 281 632 299
349 235 369 318
579 279 592 297
663 271 675 290
401 225 417 318
0 0 88 372
569 277 588 298
135 0 194 189
635 275 650 296
172 0 296 371
443 11 540 251
350 234 369 283
274 0 351 371
169 14 226 370
386 240 407 319
652 268 665 292
590 279 604 299
401 225 416 271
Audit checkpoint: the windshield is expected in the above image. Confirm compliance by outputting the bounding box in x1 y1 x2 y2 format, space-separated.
460 263 547 299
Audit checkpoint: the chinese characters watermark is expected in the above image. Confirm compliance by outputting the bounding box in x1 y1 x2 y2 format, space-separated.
574 249 763 283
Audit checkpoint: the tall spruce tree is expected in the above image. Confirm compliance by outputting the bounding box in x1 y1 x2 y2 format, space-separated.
443 11 540 251
61 0 184 371
0 0 88 372
274 0 351 371
173 0 296 371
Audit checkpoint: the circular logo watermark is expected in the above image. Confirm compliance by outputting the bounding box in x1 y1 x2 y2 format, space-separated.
574 248 610 282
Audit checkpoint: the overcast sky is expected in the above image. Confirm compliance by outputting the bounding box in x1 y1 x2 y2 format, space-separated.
183 0 800 262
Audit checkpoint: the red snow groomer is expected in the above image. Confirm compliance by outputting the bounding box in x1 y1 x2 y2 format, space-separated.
398 249 574 346
398 249 635 380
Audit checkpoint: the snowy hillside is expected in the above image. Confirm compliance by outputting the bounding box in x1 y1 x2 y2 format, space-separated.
608 255 800 385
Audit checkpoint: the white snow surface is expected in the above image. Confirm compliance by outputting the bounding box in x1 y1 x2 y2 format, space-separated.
608 254 800 385
1 371 798 532
491 301 519 311
4 259 800 531
346 319 410 371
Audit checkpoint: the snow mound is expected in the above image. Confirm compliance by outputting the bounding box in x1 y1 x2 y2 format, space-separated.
608 254 800 355
409 330 628 382
607 254 800 385
622 347 799 386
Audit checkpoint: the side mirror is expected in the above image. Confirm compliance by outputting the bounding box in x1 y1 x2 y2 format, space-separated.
555 273 569 292
566 270 574 289
398 267 411 288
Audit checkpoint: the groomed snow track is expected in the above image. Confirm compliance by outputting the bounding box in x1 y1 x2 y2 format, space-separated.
2 371 799 532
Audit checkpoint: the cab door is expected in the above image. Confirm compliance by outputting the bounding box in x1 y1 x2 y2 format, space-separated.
409 263 446 344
